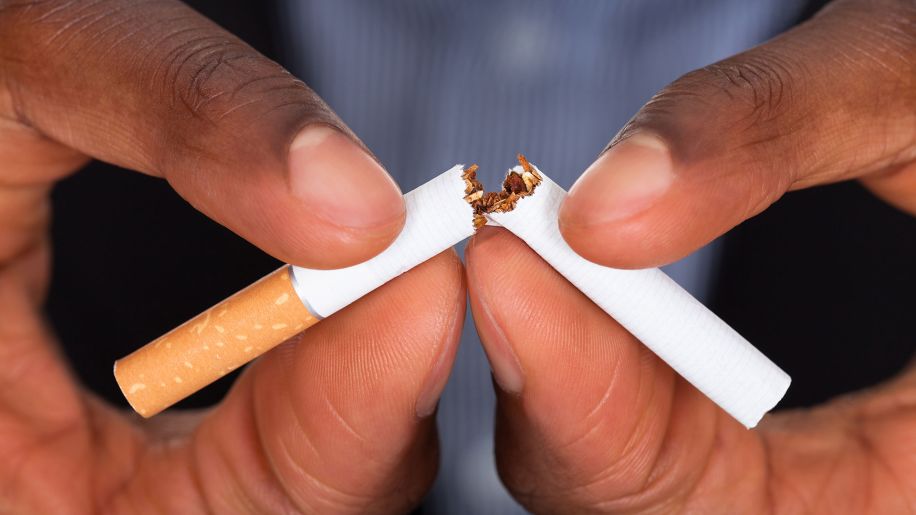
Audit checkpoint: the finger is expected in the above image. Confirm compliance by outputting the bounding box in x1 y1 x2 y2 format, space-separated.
466 227 765 513
0 273 97 515
861 160 916 215
104 251 465 513
0 116 88 297
1 0 405 269
559 0 916 269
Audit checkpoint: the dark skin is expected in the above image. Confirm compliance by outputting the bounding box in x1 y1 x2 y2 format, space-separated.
1 0 914 513
1 1 461 513
469 0 916 512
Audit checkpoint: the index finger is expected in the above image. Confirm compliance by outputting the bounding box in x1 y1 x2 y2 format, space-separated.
0 0 405 269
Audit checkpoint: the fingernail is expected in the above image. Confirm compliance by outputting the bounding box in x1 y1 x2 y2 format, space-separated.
416 282 464 418
474 291 524 395
288 125 405 230
562 133 674 227
415 334 458 418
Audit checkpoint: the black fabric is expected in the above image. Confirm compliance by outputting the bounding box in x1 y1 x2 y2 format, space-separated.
710 183 916 407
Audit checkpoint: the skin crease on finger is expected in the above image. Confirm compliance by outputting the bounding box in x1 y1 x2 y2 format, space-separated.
0 0 406 269
466 227 916 513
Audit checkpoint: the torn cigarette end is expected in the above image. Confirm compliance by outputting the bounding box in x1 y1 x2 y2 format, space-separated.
486 164 791 428
462 153 542 229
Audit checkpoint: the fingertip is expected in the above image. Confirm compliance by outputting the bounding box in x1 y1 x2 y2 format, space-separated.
465 227 535 394
285 124 406 267
559 134 680 269
466 225 510 257
275 212 405 269
557 217 669 270
415 250 466 418
288 125 405 229
465 226 528 284
562 134 674 226
170 125 406 270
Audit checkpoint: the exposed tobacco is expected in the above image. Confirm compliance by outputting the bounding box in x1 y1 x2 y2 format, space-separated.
462 154 542 229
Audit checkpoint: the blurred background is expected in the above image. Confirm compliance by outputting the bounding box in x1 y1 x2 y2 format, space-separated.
48 1 915 513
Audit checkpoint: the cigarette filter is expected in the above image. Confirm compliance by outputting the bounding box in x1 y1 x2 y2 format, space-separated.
488 165 791 428
114 166 474 417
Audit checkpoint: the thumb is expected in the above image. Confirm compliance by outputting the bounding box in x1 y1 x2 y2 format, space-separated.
559 0 916 269
1 0 405 269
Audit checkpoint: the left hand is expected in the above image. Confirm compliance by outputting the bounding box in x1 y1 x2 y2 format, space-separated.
466 0 915 512
468 227 915 513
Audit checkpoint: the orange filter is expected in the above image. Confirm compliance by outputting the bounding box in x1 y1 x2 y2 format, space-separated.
114 164 476 417
114 266 319 417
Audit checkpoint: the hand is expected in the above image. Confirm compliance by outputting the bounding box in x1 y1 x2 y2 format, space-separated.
467 1 915 512
0 1 462 513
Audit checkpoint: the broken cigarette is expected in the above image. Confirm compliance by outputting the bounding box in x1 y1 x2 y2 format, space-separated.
483 158 791 429
114 166 475 417
115 156 789 428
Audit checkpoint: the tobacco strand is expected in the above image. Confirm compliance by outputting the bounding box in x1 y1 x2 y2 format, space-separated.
461 154 542 229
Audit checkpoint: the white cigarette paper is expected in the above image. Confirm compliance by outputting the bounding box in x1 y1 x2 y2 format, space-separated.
489 166 791 428
291 165 476 317
118 160 790 425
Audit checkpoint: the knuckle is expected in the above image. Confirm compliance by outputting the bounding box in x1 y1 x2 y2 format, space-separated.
617 0 914 191
158 37 301 123
680 50 805 146
699 54 797 126
619 51 807 173
149 28 329 135
148 32 332 169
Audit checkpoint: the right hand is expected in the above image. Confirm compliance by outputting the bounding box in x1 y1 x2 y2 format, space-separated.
0 1 462 512
466 1 915 512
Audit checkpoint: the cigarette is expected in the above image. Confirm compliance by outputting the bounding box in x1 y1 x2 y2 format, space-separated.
485 158 791 428
115 156 789 429
114 166 475 417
